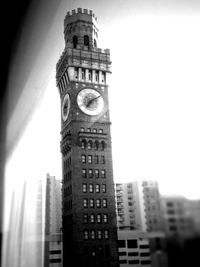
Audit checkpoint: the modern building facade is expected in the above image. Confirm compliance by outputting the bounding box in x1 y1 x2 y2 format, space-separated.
56 8 119 267
115 181 162 232
45 174 63 267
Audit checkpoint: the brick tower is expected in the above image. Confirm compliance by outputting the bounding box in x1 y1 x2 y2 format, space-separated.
56 8 119 267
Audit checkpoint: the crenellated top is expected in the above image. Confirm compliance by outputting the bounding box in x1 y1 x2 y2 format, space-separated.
65 8 97 21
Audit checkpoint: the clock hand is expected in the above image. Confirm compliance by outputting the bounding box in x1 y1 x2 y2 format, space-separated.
86 95 101 107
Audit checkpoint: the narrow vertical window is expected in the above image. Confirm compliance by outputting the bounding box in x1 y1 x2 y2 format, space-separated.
88 169 93 178
81 140 86 149
87 141 92 150
83 214 88 224
88 155 92 164
97 230 102 239
95 184 100 193
95 71 99 82
94 155 99 164
82 169 87 178
104 230 109 240
90 214 95 223
95 169 99 178
91 230 95 240
90 199 94 208
102 71 106 83
81 69 85 80
89 184 94 193
97 214 101 223
73 36 78 48
81 155 86 163
82 184 87 193
101 170 106 178
103 214 108 223
102 184 106 193
102 199 107 208
84 230 89 240
100 155 105 164
84 35 89 49
96 199 101 208
74 67 78 80
88 70 92 81
83 199 88 208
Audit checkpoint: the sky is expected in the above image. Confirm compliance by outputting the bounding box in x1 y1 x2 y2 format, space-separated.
6 0 200 200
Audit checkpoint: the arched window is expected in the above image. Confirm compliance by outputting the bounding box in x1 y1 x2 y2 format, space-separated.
101 141 106 151
81 140 86 149
73 35 78 48
94 140 99 150
88 140 92 150
84 35 89 49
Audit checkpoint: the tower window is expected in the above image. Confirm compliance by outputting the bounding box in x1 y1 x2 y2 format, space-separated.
102 71 106 83
97 230 102 239
84 230 89 240
84 35 89 49
104 230 109 240
95 71 99 82
74 67 78 80
96 199 101 208
102 184 106 193
97 214 101 223
89 169 93 178
95 169 99 178
103 214 108 223
82 169 87 178
94 39 97 48
83 214 88 224
91 230 95 240
73 35 78 49
81 69 85 80
88 70 92 81
101 141 106 151
81 140 86 149
81 155 86 163
94 155 99 164
87 141 92 150
100 156 105 164
89 184 94 193
103 199 107 208
83 199 88 208
95 184 100 193
94 141 99 151
90 214 95 223
88 155 92 164
82 184 87 193
90 199 94 208
101 170 106 178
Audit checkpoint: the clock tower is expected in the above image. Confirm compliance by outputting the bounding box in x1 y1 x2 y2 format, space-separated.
56 8 119 267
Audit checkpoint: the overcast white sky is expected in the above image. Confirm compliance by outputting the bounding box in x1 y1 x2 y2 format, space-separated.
7 0 200 200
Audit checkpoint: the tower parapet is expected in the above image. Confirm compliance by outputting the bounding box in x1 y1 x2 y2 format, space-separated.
64 8 98 51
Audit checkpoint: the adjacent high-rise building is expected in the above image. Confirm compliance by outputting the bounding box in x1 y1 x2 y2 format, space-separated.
44 174 62 267
56 8 119 267
115 181 162 232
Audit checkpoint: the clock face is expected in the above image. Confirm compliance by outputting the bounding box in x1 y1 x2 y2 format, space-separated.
62 93 70 121
77 88 104 116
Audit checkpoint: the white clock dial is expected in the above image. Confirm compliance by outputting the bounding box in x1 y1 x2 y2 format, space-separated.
62 93 70 121
77 88 104 116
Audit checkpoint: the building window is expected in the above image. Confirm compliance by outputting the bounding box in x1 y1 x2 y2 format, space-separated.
94 155 99 164
140 260 151 265
101 170 106 178
104 230 109 239
88 141 92 150
95 184 100 193
90 214 95 223
97 214 101 223
103 214 108 223
80 127 85 132
129 260 139 264
84 230 89 240
81 140 86 149
94 141 99 150
100 155 105 164
88 155 92 164
82 184 87 193
87 128 91 132
94 38 97 48
95 169 99 178
83 214 88 224
102 71 106 83
88 70 92 81
101 141 106 151
128 252 138 256
89 184 94 193
82 169 87 178
95 71 99 82
81 69 85 80
99 129 103 133
89 169 93 178
102 184 106 193
127 240 138 248
84 35 89 48
81 155 86 163
97 230 102 239
91 230 95 240
96 199 101 208
93 128 97 133
118 240 126 248
90 199 94 208
102 199 107 208
83 199 88 208
73 35 78 49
